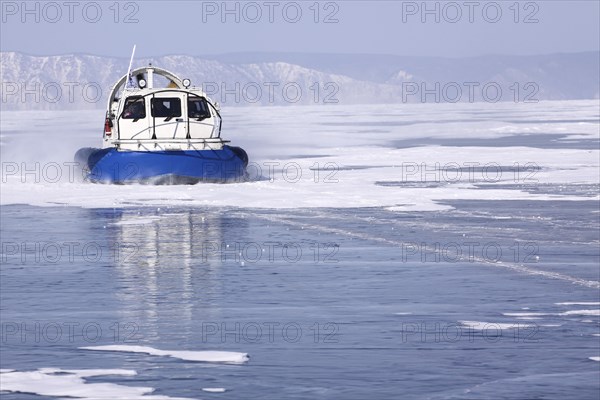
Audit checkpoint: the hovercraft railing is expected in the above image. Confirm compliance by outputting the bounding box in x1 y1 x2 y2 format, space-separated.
113 137 230 151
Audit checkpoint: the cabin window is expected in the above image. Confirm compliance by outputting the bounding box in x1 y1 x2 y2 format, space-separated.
151 97 182 118
188 97 211 120
122 96 146 119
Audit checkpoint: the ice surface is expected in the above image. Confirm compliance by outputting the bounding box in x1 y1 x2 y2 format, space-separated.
110 216 163 226
0 368 193 399
81 345 249 364
1 100 599 399
243 209 599 288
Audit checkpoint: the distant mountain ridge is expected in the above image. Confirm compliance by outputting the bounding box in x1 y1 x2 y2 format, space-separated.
1 51 598 110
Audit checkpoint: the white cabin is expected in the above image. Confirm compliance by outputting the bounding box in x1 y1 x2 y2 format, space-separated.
103 66 225 152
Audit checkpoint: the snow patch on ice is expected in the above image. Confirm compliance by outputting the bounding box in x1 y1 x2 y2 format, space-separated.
0 368 193 399
202 388 226 393
81 345 249 364
589 357 600 362
502 312 550 317
504 309 600 319
558 310 600 316
555 302 600 306
459 321 534 330
2 104 599 212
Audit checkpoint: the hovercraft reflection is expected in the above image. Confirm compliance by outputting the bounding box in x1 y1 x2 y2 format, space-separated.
75 66 248 184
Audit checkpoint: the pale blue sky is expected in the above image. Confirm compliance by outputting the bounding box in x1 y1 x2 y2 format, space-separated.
1 0 599 57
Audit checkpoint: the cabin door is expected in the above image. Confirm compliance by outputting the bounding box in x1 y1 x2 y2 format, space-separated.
186 95 216 139
119 95 152 141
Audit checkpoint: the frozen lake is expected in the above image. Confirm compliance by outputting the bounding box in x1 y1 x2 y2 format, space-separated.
1 101 599 399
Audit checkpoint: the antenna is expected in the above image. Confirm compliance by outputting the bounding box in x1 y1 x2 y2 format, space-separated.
121 45 136 97
126 44 136 87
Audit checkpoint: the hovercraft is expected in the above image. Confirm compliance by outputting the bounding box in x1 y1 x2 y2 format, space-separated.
75 64 248 184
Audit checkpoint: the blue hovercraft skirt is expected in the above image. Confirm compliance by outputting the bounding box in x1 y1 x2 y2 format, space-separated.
75 145 249 184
